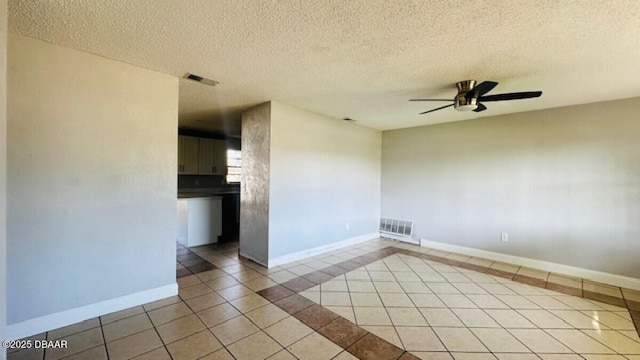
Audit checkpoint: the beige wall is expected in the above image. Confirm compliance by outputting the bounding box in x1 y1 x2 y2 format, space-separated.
7 34 179 329
1 0 7 358
382 97 640 278
240 101 382 265
269 101 381 259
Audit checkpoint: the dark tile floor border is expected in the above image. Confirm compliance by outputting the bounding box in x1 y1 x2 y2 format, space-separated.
254 244 640 360
176 244 217 278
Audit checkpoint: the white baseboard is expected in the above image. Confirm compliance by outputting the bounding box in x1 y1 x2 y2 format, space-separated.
7 283 178 340
239 251 268 268
379 233 419 245
268 233 380 268
420 239 640 291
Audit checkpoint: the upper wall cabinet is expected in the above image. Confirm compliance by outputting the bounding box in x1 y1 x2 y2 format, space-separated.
178 135 228 176
178 135 199 174
198 138 227 175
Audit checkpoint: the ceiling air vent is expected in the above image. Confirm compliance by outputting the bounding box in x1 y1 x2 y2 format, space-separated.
184 73 219 87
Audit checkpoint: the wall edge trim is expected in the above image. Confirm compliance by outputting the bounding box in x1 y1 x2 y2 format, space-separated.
239 251 269 268
6 283 178 340
420 239 640 291
268 233 380 268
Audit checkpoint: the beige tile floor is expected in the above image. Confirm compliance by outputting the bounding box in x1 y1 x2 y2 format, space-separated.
300 252 640 359
7 238 640 360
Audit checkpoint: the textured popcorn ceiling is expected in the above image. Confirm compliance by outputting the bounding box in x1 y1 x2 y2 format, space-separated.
8 0 640 137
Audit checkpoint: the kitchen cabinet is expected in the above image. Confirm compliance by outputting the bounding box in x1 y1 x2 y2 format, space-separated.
178 135 199 174
198 138 227 175
177 196 222 247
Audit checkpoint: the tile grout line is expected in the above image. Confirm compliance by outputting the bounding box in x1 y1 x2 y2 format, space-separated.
394 252 541 358
14 240 638 359
389 254 452 358
142 304 177 360
179 264 276 358
219 241 640 357
397 248 638 317
180 244 351 359
257 246 418 359
97 316 110 360
367 256 408 352
256 244 640 358
342 249 412 358
178 243 286 358
408 246 640 351
98 245 226 359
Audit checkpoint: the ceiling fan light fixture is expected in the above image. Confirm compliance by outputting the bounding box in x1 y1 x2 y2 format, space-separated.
455 104 478 111
454 93 478 111
411 79 541 115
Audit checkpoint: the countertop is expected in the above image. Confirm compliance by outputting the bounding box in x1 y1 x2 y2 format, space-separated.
178 194 223 199
178 188 240 199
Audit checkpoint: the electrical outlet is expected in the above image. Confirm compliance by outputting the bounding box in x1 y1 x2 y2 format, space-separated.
501 232 509 242
346 223 350 230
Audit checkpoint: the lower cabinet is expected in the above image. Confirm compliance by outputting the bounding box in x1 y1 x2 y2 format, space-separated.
177 196 222 247
220 193 240 241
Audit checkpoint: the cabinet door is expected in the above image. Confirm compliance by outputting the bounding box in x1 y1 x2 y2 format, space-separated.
213 140 228 175
198 138 215 175
177 136 183 173
178 135 199 174
198 138 227 175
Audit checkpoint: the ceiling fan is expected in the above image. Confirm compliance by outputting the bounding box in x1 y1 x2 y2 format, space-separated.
410 80 542 115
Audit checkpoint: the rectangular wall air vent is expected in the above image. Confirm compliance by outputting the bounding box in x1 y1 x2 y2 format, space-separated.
379 217 418 245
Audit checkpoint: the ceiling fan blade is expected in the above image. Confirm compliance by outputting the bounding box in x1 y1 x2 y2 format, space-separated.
419 103 454 115
466 81 498 99
473 103 487 112
479 91 542 102
409 99 453 102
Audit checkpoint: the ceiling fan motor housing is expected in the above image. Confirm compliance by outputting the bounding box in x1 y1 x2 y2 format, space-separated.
454 80 478 111
411 79 541 115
